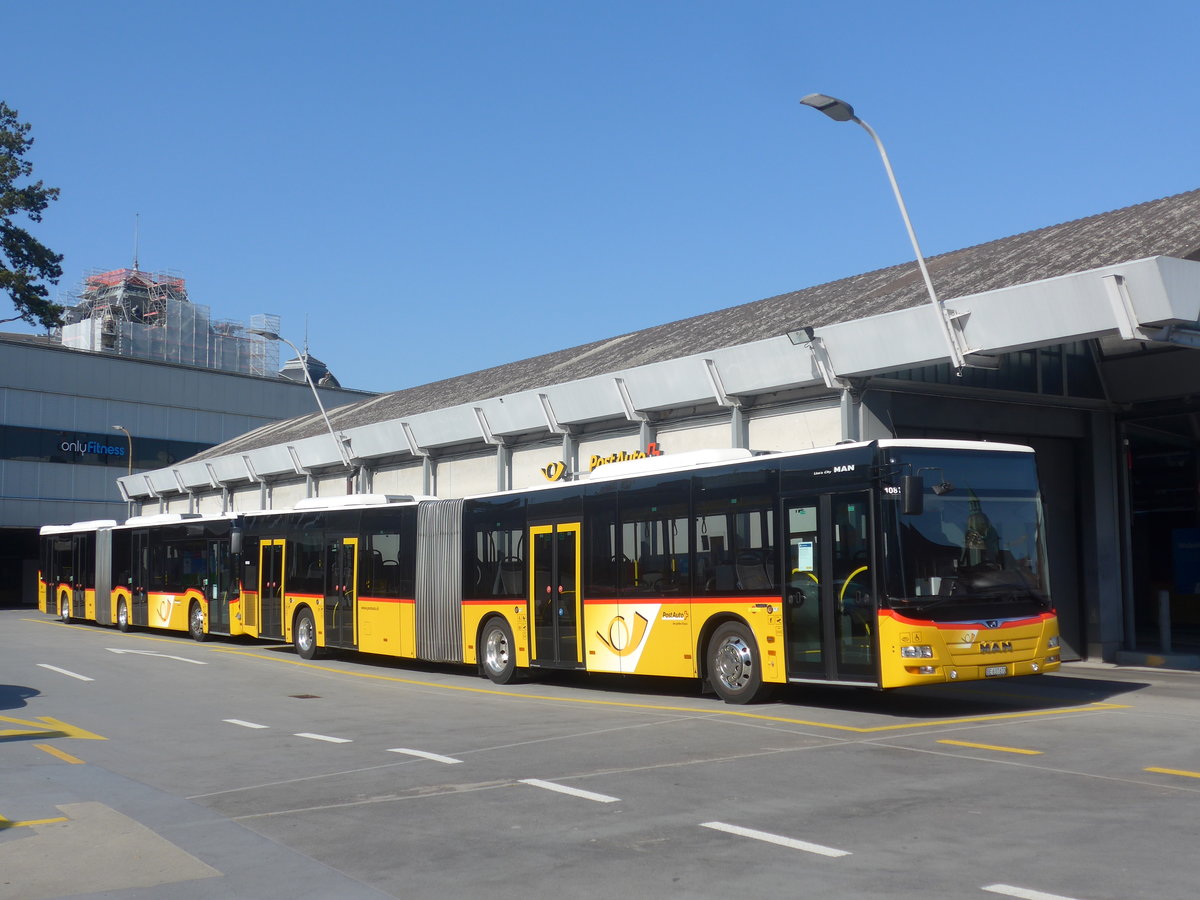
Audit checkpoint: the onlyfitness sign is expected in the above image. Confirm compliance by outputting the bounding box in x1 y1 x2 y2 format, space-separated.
60 436 127 458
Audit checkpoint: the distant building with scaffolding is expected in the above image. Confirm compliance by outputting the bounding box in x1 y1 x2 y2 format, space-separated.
58 267 282 378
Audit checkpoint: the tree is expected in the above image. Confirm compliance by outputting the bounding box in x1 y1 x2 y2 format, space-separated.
0 101 64 329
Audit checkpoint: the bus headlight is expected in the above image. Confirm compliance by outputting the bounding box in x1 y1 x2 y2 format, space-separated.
901 645 934 658
1047 636 1060 649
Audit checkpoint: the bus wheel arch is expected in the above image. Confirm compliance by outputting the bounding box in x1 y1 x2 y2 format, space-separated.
704 618 775 705
294 605 320 660
188 599 208 642
478 615 522 684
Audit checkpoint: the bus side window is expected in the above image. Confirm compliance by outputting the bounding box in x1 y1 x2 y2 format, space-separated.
243 539 260 589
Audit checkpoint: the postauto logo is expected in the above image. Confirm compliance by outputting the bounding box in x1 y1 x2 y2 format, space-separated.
61 435 126 458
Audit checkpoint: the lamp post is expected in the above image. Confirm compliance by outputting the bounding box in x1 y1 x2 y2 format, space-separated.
111 424 133 476
799 93 968 370
245 328 354 469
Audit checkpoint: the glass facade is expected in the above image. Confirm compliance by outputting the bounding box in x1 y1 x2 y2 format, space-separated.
879 341 1105 398
0 424 211 472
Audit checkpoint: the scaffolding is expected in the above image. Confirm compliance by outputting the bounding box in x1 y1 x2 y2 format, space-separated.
57 268 281 378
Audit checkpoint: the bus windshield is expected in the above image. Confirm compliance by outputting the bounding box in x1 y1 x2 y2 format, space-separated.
882 448 1052 621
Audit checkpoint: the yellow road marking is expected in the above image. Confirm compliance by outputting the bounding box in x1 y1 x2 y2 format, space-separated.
0 814 69 830
27 615 1130 735
937 739 1043 755
206 645 1129 733
0 715 106 742
1145 767 1200 780
34 743 86 764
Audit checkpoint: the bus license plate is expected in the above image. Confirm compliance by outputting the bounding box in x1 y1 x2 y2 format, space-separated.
985 665 1008 677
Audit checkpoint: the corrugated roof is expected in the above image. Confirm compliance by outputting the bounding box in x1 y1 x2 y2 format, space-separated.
192 188 1200 461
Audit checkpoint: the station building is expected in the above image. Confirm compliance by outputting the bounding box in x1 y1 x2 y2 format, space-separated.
119 190 1200 665
1 268 370 606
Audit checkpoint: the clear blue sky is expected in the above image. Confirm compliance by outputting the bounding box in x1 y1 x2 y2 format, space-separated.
4 0 1197 393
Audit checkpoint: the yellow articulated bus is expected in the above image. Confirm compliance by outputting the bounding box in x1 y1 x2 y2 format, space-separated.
40 439 1061 703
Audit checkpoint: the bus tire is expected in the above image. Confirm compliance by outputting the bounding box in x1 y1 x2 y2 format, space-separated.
480 617 520 684
707 621 774 705
294 608 319 660
117 599 130 633
59 594 70 623
188 601 208 642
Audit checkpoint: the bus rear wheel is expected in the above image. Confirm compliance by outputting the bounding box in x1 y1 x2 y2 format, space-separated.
59 595 70 623
189 602 208 642
117 599 130 632
294 608 319 660
707 621 774 704
480 618 520 684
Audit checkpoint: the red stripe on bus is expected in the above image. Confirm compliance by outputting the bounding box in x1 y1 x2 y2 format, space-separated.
582 595 779 606
880 608 1054 629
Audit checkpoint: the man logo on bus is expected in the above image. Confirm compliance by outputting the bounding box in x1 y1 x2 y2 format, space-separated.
596 612 649 657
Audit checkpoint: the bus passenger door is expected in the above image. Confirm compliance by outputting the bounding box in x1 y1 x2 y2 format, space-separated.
71 535 89 619
784 493 876 683
530 523 582 668
132 531 150 626
207 539 232 634
258 539 285 640
324 538 357 649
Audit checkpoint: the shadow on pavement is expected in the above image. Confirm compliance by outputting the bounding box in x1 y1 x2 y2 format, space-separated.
0 683 39 711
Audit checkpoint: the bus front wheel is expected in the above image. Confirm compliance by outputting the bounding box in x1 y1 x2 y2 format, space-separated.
294 608 319 660
480 618 520 684
707 621 774 705
117 599 130 633
189 602 208 642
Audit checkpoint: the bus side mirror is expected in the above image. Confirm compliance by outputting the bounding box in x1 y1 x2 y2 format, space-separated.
903 475 924 516
231 527 243 556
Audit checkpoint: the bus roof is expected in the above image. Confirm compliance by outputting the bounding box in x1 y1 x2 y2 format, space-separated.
39 519 119 535
122 513 205 527
586 448 756 482
875 438 1033 454
291 493 430 512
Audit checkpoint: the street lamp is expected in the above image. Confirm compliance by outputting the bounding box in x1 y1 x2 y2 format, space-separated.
245 328 354 469
111 424 133 476
799 93 969 370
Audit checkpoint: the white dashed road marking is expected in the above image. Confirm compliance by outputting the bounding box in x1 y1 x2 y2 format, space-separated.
983 884 1086 900
520 779 620 803
38 664 94 682
294 732 352 743
700 821 851 858
388 748 463 764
